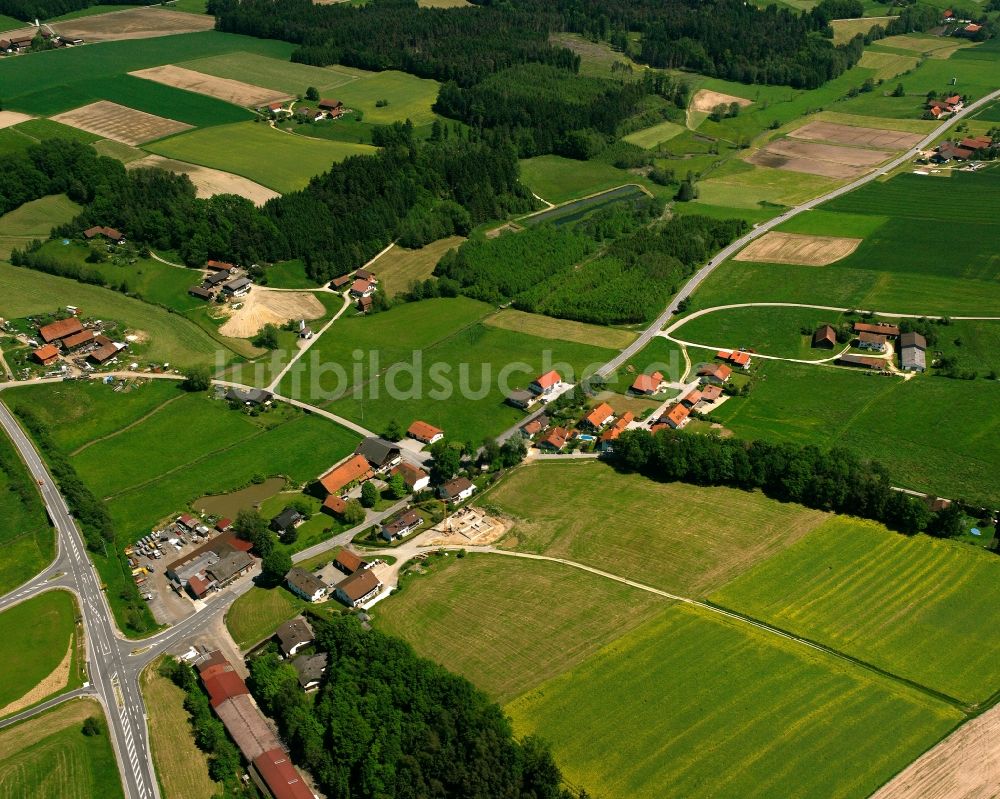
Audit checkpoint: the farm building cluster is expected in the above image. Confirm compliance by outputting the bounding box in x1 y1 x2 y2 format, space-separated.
285 547 388 610
0 28 83 55
328 267 381 313
188 259 254 302
27 310 129 373
812 321 928 373
929 134 998 163
259 97 348 123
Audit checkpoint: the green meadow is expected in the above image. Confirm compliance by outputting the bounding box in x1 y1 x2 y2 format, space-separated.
0 431 53 596
507 604 962 799
712 517 1000 705
146 122 376 193
0 194 82 259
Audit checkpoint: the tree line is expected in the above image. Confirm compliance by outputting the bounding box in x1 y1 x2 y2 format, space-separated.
0 0 142 22
609 426 952 535
248 613 589 799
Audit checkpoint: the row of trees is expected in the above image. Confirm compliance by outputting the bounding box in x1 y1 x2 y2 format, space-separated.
0 0 141 22
248 614 586 799
609 427 951 535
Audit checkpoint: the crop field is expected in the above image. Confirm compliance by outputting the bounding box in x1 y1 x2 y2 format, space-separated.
487 461 827 596
857 50 920 80
376 553 666 703
830 16 883 43
0 698 124 799
143 661 221 799
0 591 78 712
0 194 82 259
788 120 922 149
733 231 861 265
0 430 53 596
370 236 465 297
748 138 892 179
49 6 214 42
521 184 649 227
146 122 376 193
623 119 685 148
226 586 307 650
128 154 280 205
483 308 637 350
973 100 1000 122
695 160 836 209
52 100 192 146
506 604 962 799
0 263 227 367
130 64 290 107
304 298 616 441
710 359 1000 502
177 52 368 97
673 305 849 360
0 31 293 114
712 517 1000 705
11 118 101 145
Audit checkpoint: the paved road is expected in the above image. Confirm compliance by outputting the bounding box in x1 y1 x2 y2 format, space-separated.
595 88 1000 380
0 400 158 799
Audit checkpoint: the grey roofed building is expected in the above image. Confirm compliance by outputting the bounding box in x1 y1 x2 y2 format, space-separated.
270 508 303 534
900 345 927 372
189 285 213 300
222 276 252 294
285 567 328 602
291 653 328 690
225 387 272 405
505 389 535 409
900 331 927 350
205 550 254 585
167 550 219 583
276 617 314 658
204 271 229 287
355 437 402 471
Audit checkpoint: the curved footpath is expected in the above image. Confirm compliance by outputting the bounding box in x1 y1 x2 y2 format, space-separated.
596 88 1000 379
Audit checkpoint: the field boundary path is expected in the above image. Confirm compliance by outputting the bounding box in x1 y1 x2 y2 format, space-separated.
266 290 351 391
595 88 1000 380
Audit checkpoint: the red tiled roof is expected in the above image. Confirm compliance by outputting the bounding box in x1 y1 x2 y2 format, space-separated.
600 412 634 441
88 342 118 363
407 420 443 441
61 329 94 349
203 670 249 708
631 372 663 393
681 389 702 406
33 344 59 363
540 426 569 450
229 536 253 553
335 549 363 573
38 317 83 343
351 278 372 294
187 574 213 598
216 518 232 532
390 462 428 490
700 384 723 401
320 454 372 495
961 136 993 150
698 363 732 381
854 322 900 336
252 748 314 799
533 370 561 389
338 568 380 601
207 259 235 271
731 352 750 366
664 404 689 427
584 402 614 428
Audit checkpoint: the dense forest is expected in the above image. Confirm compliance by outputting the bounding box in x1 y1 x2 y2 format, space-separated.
436 202 747 325
214 0 868 91
609 427 953 535
5 132 533 282
0 0 142 21
249 614 586 799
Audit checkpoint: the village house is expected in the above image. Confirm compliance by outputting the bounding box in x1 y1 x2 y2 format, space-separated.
61 330 95 351
335 569 383 608
529 370 563 396
319 453 373 495
276 617 314 659
38 317 83 344
630 371 665 395
357 295 373 313
520 414 550 439
505 389 537 409
270 508 303 536
390 462 430 493
813 324 837 349
216 518 233 533
700 384 724 403
222 277 252 299
857 331 887 352
663 403 690 429
318 98 345 116
225 387 272 406
204 271 229 289
321 495 348 518
83 225 124 243
204 550 255 589
380 509 424 541
207 259 235 273
334 549 364 576
599 412 634 452
438 476 475 504
188 285 214 301
356 268 377 283
350 278 375 298
582 402 614 429
837 353 887 370
285 567 328 603
292 653 328 692
934 141 974 162
680 388 703 408
537 426 569 452
899 331 927 373
717 350 751 368
355 438 402 473
32 344 60 366
961 135 994 152
88 340 121 365
407 420 444 445
329 274 351 290
697 363 732 385
853 321 900 337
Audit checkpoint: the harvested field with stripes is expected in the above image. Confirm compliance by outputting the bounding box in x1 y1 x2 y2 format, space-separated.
789 120 923 149
749 138 893 179
51 101 191 146
733 231 862 265
130 64 289 107
49 7 215 42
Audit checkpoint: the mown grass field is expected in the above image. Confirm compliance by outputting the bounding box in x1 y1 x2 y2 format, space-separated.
519 155 653 204
226 586 307 650
0 194 81 259
673 305 849 360
696 160 837 210
487 461 828 596
143 660 221 799
0 590 78 710
317 69 442 126
0 263 230 367
711 359 1000 502
12 118 101 145
0 698 124 799
483 308 637 350
147 121 376 193
375 553 666 703
712 517 1000 705
264 259 316 289
373 236 465 297
178 51 368 96
0 430 53 596
507 604 963 799
622 119 685 148
0 31 294 114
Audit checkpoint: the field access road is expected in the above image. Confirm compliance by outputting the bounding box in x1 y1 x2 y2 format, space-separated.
595 87 1000 381
0 400 158 799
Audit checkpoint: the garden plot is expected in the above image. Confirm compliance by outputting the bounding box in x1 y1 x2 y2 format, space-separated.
130 64 289 107
51 101 191 146
789 120 924 150
749 138 893 179
50 7 215 42
128 155 279 205
218 287 325 338
734 231 862 265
